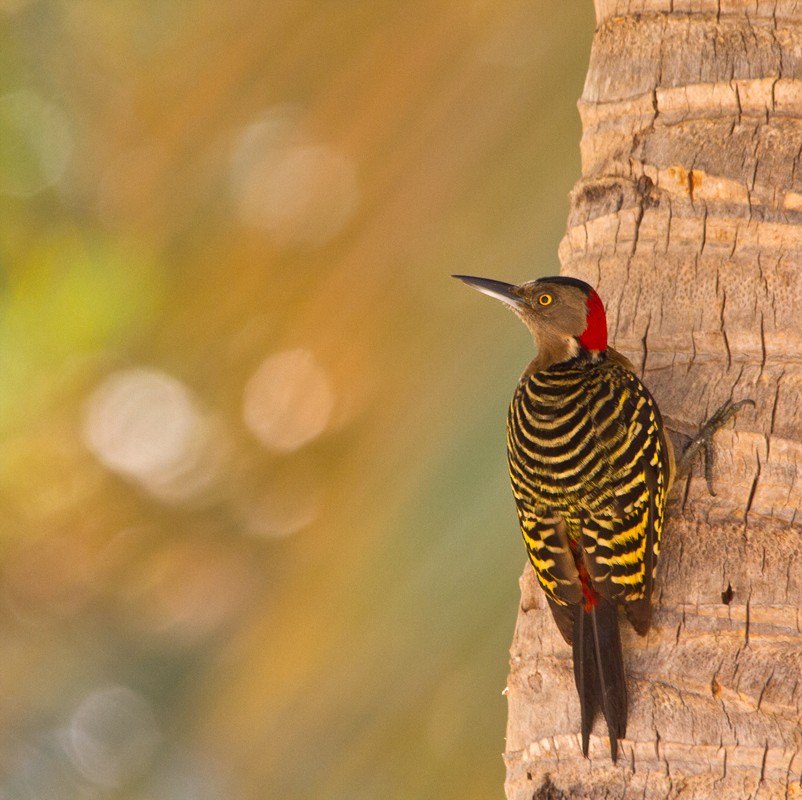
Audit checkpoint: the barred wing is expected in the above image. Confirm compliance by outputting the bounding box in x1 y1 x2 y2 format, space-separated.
579 367 669 631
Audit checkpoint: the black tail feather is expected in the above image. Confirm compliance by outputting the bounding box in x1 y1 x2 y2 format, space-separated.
573 604 597 757
572 598 627 762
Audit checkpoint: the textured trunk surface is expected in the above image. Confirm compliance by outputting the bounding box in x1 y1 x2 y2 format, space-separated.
504 1 802 798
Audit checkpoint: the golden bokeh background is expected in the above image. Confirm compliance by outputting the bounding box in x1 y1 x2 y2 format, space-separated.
0 2 593 798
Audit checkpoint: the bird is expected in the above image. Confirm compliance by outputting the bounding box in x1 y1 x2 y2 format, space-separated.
454 273 753 760
453 273 700 763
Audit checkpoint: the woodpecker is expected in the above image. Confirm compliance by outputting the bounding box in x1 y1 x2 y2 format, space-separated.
454 273 669 763
455 273 753 761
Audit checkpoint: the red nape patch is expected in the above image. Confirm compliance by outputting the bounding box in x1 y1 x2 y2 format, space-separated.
578 289 607 352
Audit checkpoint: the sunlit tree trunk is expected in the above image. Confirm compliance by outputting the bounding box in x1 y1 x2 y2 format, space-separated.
504 2 802 797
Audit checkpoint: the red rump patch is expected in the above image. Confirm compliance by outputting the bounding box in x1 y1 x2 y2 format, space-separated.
578 563 599 612
578 289 607 352
568 538 599 612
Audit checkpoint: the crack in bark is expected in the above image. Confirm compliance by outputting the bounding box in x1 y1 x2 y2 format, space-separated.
760 740 770 783
744 451 762 524
769 370 783 434
757 665 776 711
745 595 752 647
641 313 651 377
719 286 732 370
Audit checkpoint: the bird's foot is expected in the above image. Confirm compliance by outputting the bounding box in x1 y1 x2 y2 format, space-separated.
676 399 755 496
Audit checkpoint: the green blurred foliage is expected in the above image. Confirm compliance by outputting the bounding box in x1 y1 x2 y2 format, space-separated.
0 2 593 798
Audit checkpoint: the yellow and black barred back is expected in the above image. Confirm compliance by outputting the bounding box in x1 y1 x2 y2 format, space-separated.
507 350 670 637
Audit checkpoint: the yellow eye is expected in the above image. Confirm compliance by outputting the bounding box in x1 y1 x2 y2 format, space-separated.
537 293 553 307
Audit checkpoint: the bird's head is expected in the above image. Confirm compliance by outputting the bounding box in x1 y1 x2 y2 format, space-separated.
453 274 608 369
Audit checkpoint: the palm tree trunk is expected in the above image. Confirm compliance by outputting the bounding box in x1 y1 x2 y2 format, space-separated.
504 2 802 797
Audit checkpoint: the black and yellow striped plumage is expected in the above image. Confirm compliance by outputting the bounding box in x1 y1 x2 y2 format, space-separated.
508 352 669 630
453 273 672 763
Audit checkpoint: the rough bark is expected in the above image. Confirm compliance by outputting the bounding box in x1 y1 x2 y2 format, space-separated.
504 2 802 798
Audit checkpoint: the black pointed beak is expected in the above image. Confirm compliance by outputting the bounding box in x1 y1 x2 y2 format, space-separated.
452 275 525 310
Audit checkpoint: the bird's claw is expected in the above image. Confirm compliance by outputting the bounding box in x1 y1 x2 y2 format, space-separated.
678 398 755 496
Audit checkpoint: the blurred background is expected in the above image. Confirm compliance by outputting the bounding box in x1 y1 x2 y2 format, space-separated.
0 2 593 798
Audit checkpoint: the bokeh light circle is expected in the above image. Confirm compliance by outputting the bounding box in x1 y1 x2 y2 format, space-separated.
243 349 334 452
0 89 72 196
67 685 160 788
83 368 202 482
229 107 358 248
